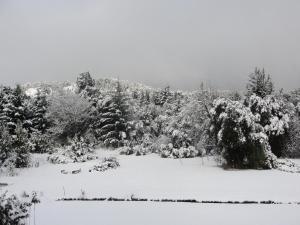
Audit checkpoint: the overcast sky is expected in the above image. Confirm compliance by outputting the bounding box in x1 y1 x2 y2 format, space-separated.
0 0 300 91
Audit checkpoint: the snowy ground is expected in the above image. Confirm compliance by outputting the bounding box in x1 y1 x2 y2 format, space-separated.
1 148 300 225
28 201 300 225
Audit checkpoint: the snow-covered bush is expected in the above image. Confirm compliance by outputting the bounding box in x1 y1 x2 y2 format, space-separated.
172 146 199 158
119 145 150 156
247 94 290 157
210 98 276 169
133 145 149 156
165 128 192 149
48 136 97 164
119 146 135 155
0 192 32 225
89 157 120 172
0 153 18 176
29 130 53 153
160 143 199 158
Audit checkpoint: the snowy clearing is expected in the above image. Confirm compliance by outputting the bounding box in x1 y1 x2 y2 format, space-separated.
1 149 300 202
27 201 300 225
2 149 300 225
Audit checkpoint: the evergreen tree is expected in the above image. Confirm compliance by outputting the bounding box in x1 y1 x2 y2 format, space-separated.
12 122 31 168
76 72 95 93
30 90 49 133
0 124 13 166
93 81 129 147
0 85 29 134
247 68 274 98
159 86 172 105
152 86 172 106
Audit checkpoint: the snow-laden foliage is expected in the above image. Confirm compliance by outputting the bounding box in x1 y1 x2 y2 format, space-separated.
76 72 95 92
119 145 150 156
0 192 32 225
246 68 274 98
27 90 49 134
281 89 300 157
12 123 31 168
48 136 97 164
89 157 120 172
92 81 129 148
164 90 213 150
247 94 290 157
210 98 277 169
160 143 199 158
0 124 14 166
0 85 30 134
47 91 92 142
0 123 32 171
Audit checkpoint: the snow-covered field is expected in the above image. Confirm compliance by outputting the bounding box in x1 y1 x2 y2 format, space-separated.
1 148 300 225
29 201 300 225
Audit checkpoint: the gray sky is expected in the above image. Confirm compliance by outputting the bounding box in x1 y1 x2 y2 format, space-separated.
0 0 300 91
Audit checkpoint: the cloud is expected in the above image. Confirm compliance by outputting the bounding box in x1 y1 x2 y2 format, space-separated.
0 0 299 91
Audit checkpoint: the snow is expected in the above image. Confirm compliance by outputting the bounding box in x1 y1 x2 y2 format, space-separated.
1 149 300 202
63 84 77 93
28 201 300 225
1 149 300 225
25 88 38 98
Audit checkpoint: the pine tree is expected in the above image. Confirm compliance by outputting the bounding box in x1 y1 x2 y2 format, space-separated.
94 81 129 147
76 72 95 93
247 68 274 98
160 86 172 105
0 85 29 134
0 124 13 166
0 86 15 132
30 90 49 133
12 122 31 168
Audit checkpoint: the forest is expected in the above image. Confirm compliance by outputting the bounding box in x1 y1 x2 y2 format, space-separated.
1 69 300 224
0 68 300 171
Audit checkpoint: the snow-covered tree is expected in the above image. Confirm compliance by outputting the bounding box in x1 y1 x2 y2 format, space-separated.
12 122 31 168
76 71 95 92
93 81 129 147
285 116 300 157
246 68 274 98
153 86 172 106
0 124 13 166
47 92 92 143
210 98 277 169
246 94 290 157
0 85 29 134
29 90 49 133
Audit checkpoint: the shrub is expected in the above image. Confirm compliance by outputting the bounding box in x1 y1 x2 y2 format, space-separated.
247 94 290 157
160 144 198 158
89 157 120 172
47 136 97 164
210 98 276 169
0 192 32 225
29 131 53 153
119 146 134 155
